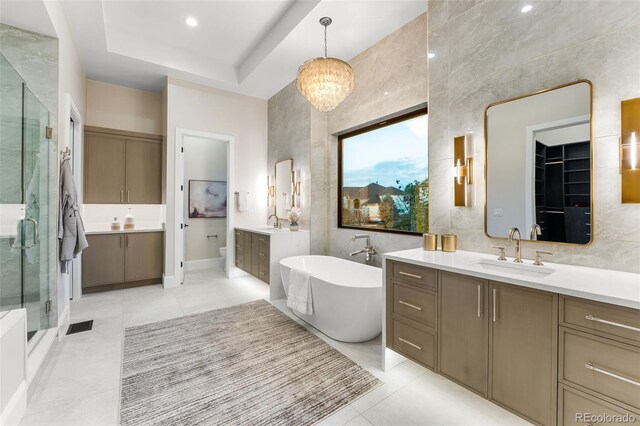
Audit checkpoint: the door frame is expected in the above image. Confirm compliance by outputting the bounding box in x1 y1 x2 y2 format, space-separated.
67 94 84 301
174 128 235 285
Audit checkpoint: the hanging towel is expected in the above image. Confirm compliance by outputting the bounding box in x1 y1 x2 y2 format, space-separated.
286 267 313 315
237 191 249 212
58 158 88 273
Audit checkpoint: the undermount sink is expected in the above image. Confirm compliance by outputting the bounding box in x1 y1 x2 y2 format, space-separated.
470 259 555 278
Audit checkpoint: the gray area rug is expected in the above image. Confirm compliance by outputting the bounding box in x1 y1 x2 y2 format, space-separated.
120 299 382 425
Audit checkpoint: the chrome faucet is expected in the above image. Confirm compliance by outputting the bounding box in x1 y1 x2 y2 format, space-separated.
508 227 523 263
530 224 542 241
268 214 281 229
350 234 377 265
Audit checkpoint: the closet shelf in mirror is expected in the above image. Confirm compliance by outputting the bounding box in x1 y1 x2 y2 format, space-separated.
564 168 590 173
564 157 590 161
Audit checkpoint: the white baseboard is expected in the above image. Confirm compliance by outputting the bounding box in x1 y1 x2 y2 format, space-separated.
185 257 223 271
162 274 179 288
27 328 57 385
57 305 70 342
1 380 27 426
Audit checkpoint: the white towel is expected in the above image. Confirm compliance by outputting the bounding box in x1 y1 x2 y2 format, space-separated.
237 192 249 212
286 268 313 315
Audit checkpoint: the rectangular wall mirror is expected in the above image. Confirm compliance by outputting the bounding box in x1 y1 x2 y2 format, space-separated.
275 159 293 218
485 80 592 244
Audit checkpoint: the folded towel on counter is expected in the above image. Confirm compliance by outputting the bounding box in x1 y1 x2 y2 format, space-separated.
287 267 313 315
237 192 249 212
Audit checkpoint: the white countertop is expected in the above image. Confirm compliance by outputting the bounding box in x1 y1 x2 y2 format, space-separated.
84 223 165 235
383 248 640 309
235 225 310 236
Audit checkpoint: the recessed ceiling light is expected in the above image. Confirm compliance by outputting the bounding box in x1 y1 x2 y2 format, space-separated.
428 52 435 59
185 17 198 27
521 5 533 13
384 91 389 96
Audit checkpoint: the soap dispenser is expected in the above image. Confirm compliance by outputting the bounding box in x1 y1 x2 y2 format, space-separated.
124 208 135 230
111 217 121 231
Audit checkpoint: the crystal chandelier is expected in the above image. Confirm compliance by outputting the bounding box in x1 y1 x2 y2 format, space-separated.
296 17 355 112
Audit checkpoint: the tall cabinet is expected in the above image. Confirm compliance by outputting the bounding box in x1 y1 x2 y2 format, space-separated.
84 126 163 204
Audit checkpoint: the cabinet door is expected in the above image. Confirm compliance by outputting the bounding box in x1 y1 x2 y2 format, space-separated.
251 233 260 277
84 132 125 203
124 232 163 282
439 272 489 396
82 234 125 288
125 137 162 204
235 230 244 269
490 282 558 426
243 231 253 274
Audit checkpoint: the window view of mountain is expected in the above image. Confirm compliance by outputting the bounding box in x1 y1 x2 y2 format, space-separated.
340 112 428 234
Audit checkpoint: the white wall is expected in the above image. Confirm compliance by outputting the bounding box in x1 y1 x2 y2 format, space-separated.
536 123 590 146
165 77 268 280
43 0 87 330
183 135 227 261
86 79 163 135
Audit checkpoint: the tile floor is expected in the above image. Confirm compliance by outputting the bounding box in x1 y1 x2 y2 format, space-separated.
21 267 529 426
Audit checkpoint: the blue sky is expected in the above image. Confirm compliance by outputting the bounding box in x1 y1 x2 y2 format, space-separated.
343 114 428 188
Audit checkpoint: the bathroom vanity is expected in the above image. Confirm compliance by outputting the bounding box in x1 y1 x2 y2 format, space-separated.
383 249 640 426
82 229 164 293
234 226 309 300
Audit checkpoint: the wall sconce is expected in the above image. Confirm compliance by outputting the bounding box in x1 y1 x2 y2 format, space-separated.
267 176 275 207
621 97 640 203
453 134 473 206
291 170 301 207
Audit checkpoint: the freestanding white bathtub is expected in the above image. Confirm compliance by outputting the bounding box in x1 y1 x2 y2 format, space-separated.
280 255 382 343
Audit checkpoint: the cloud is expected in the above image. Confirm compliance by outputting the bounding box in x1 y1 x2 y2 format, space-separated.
344 157 428 188
404 115 428 139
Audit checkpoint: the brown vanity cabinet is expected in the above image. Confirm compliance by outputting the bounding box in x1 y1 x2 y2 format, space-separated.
81 234 125 288
489 282 558 426
234 229 269 284
438 272 489 396
558 296 640 424
386 260 638 426
386 260 438 370
84 126 162 204
82 231 164 293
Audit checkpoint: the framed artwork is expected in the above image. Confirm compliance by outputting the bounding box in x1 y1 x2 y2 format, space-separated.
188 180 227 218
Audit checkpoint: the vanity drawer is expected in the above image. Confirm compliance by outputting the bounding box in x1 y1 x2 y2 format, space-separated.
559 384 639 426
560 328 640 411
392 319 436 369
561 296 640 345
391 261 437 291
258 258 270 284
257 235 270 254
393 282 436 329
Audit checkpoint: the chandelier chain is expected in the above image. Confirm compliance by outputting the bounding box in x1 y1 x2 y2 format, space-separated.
324 25 328 58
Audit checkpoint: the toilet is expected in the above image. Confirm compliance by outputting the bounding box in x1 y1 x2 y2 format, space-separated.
219 247 227 271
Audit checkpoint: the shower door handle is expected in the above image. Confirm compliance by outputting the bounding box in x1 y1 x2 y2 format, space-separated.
10 218 39 249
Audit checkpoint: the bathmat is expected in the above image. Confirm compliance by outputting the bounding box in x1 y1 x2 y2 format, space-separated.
120 299 382 425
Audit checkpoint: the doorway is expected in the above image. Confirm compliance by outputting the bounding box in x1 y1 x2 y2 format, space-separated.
174 129 234 285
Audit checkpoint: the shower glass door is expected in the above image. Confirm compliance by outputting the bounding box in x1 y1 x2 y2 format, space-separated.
0 54 54 343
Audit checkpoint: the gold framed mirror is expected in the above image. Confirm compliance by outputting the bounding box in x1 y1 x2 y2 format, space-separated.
274 159 293 218
484 80 593 245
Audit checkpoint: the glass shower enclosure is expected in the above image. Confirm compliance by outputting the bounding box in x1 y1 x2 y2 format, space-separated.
0 53 56 344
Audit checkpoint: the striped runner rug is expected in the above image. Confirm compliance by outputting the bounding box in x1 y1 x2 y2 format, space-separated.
120 299 382 425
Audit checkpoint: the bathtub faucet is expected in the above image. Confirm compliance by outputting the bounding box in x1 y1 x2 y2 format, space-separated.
350 234 377 265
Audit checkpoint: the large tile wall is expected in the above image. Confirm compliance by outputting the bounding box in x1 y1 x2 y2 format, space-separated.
268 2 640 273
267 14 428 264
428 0 640 273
